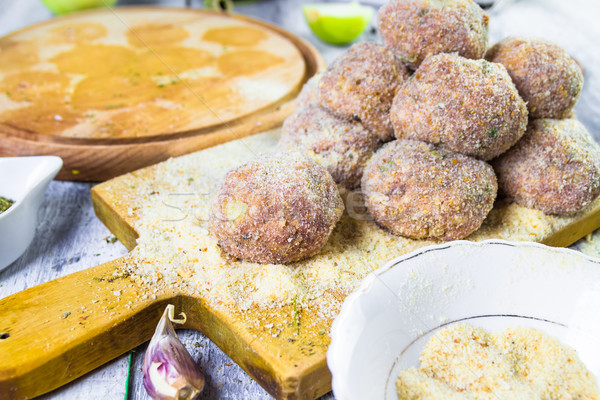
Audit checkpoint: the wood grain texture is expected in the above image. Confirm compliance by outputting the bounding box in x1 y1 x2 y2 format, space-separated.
1 1 600 399
0 258 332 400
0 179 284 400
0 7 325 181
2 129 600 400
0 2 342 399
0 259 166 399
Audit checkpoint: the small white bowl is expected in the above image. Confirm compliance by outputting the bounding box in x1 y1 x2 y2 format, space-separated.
328 240 600 400
0 156 63 270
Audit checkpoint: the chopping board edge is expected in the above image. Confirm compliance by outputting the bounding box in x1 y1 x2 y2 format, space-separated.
178 293 332 400
88 155 337 400
0 6 326 182
540 199 600 247
0 99 297 181
0 258 183 400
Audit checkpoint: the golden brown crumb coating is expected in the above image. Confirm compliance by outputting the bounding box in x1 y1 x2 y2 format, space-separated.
493 119 600 215
361 139 497 240
318 42 410 142
210 153 344 264
391 53 528 160
295 72 322 110
397 324 600 400
377 0 489 69
486 37 584 119
278 106 380 189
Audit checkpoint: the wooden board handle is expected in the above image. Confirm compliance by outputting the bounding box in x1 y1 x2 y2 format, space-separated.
0 258 177 400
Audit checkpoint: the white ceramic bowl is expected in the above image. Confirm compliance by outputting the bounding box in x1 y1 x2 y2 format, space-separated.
0 156 63 270
328 240 600 400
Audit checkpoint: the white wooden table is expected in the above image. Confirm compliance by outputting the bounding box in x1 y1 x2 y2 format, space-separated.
1 0 599 399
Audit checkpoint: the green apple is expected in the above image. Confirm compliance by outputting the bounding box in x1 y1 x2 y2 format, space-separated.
41 0 118 15
303 2 374 46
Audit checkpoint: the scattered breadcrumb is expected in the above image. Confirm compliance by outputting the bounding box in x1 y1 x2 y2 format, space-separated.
97 131 600 320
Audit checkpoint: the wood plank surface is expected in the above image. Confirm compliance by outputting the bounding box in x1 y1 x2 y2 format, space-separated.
0 7 325 181
1 1 600 400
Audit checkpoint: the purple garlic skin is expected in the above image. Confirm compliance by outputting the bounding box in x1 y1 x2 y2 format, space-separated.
143 305 205 400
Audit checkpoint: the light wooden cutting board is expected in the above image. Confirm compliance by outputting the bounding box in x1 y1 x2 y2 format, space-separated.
1 130 600 400
0 7 323 181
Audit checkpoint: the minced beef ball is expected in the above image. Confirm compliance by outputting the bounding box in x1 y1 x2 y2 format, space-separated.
391 53 528 160
493 119 600 215
210 153 344 264
362 139 497 240
318 42 410 142
279 105 380 189
486 37 584 119
378 0 489 69
295 72 322 110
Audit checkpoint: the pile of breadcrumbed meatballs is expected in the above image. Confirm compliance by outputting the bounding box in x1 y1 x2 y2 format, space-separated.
210 0 600 264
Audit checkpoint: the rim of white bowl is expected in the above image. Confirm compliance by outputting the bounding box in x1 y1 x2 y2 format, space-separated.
0 155 63 220
327 239 600 400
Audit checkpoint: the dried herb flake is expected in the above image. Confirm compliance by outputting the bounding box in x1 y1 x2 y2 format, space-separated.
0 196 14 214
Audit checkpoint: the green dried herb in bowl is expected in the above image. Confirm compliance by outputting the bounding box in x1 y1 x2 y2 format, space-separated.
0 196 14 214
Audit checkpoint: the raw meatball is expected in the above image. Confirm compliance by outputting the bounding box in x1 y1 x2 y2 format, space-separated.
362 139 497 240
318 42 410 142
391 53 528 160
486 37 584 119
378 0 489 69
210 153 344 264
295 72 322 110
493 119 600 215
278 106 380 189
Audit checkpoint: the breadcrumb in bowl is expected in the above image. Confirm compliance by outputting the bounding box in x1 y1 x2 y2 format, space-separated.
327 240 600 400
397 323 599 400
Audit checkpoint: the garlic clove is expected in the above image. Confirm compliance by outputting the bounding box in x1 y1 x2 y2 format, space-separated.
143 304 205 400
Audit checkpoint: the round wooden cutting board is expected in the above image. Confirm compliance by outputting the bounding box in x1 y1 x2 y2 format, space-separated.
0 7 323 181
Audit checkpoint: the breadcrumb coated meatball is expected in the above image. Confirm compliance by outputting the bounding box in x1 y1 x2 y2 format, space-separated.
486 37 584 119
391 53 528 160
210 153 344 264
362 139 497 240
493 119 600 215
279 105 380 189
378 0 489 69
318 42 410 142
295 72 322 110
